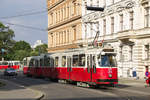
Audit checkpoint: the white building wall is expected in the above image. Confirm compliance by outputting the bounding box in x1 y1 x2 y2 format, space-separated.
81 0 150 79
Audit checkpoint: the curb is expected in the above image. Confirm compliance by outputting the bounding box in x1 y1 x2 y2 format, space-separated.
0 79 45 100
29 88 45 100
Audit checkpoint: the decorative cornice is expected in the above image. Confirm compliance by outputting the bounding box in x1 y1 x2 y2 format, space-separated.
48 0 64 11
140 0 149 8
83 0 135 23
48 15 81 30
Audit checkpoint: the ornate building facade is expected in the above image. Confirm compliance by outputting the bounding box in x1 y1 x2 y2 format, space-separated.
82 0 150 78
47 0 150 78
47 0 82 53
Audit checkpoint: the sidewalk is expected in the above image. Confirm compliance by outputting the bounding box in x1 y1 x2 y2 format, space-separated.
0 79 44 100
118 77 146 87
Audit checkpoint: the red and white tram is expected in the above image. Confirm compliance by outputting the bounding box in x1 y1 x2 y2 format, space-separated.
23 46 118 87
0 61 20 70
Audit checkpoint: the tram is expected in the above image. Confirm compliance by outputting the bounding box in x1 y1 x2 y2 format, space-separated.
0 61 20 69
23 45 118 86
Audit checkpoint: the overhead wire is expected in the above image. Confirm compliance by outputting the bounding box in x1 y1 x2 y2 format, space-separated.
1 21 47 32
0 10 47 19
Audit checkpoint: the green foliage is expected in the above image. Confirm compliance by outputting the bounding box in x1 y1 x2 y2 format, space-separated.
10 41 32 61
30 50 39 56
34 44 48 54
13 50 30 61
0 22 15 60
0 22 48 61
12 40 32 52
0 22 15 49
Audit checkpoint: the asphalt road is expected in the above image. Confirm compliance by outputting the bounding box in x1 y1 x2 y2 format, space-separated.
0 70 150 100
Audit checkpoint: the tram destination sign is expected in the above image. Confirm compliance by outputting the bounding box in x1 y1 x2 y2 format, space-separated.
103 49 114 52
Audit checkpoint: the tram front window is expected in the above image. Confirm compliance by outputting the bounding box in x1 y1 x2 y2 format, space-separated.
98 54 116 67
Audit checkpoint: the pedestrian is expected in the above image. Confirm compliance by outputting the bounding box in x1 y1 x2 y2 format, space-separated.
145 66 150 87
132 67 137 78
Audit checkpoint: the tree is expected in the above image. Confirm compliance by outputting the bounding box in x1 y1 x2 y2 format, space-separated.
34 44 48 55
0 22 15 48
12 40 32 52
30 50 39 56
11 41 32 61
0 22 15 60
13 50 30 61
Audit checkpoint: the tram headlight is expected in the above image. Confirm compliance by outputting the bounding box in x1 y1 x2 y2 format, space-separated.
109 74 112 78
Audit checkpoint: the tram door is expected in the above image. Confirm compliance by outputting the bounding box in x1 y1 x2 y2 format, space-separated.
87 54 96 82
67 56 72 80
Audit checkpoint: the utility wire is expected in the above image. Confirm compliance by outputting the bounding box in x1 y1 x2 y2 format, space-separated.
1 21 47 31
0 10 47 19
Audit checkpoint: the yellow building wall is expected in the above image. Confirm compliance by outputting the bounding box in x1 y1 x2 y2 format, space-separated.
47 0 82 53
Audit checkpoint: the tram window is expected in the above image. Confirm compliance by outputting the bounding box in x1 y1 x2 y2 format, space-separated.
35 60 39 67
23 60 27 66
44 56 47 66
55 57 59 67
73 55 78 67
29 59 34 67
40 59 43 66
2 62 8 65
47 57 51 67
50 58 54 67
87 56 90 67
98 54 116 67
62 56 66 67
78 54 85 67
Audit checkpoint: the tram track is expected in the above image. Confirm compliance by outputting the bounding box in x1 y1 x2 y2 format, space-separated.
1 72 150 100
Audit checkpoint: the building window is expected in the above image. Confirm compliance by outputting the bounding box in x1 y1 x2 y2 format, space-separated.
144 7 149 27
58 10 60 22
67 4 69 18
72 0 76 15
56 33 58 45
120 14 123 31
56 12 58 23
48 14 50 26
64 31 66 43
62 32 63 44
61 8 63 21
111 17 114 34
51 33 53 47
129 11 134 29
67 30 70 43
119 45 123 61
90 23 92 37
97 0 99 6
85 24 87 39
129 45 133 61
144 44 149 60
84 1 87 14
112 0 114 4
103 19 106 35
72 26 76 41
59 32 61 45
64 6 66 19
50 13 53 24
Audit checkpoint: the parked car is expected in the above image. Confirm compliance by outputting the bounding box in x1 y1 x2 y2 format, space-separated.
4 68 17 76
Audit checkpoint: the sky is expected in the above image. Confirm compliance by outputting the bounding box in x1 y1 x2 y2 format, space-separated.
0 0 48 46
